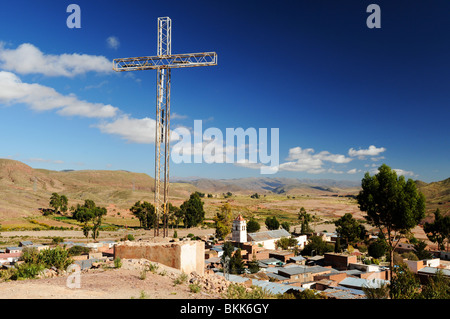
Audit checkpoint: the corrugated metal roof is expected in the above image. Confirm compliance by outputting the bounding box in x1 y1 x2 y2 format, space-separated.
323 287 365 299
251 279 304 295
339 277 389 289
342 269 363 276
278 265 337 276
259 257 283 265
266 272 289 281
248 229 291 242
290 255 305 261
419 267 450 276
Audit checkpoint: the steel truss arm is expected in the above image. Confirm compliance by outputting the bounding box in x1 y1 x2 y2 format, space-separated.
113 52 218 71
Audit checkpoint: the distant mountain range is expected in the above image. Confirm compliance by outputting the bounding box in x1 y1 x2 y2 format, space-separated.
0 159 448 221
171 176 362 195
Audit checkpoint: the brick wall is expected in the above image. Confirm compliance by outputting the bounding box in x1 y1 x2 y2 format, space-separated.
114 240 205 275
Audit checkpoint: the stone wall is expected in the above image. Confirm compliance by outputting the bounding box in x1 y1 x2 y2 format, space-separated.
114 240 205 275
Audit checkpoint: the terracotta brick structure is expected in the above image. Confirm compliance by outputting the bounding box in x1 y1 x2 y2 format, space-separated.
114 240 205 275
324 253 357 270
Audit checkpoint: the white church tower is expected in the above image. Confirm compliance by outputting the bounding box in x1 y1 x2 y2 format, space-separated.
232 214 247 243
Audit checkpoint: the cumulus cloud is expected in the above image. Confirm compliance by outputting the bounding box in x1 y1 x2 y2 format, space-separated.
347 168 361 174
0 71 118 118
0 43 112 77
369 167 416 178
277 147 352 174
96 115 157 144
348 145 386 159
393 168 416 177
96 115 181 144
106 36 120 50
26 158 64 164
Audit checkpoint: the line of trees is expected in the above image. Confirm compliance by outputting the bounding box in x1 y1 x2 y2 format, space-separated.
129 191 206 231
45 193 107 241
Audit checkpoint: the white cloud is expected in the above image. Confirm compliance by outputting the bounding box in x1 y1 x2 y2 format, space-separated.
171 112 188 120
26 158 64 164
96 115 157 144
0 71 118 118
0 43 112 77
96 115 182 144
369 167 416 178
348 145 386 158
278 147 352 174
393 168 416 177
347 168 361 174
106 36 120 50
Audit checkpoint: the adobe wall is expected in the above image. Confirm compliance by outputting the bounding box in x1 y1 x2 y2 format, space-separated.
114 240 205 275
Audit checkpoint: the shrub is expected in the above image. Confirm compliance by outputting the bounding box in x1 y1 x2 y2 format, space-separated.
51 237 64 245
189 283 201 293
173 272 188 285
114 257 122 269
39 246 73 270
12 263 45 280
147 262 159 273
224 283 274 299
67 245 90 256
139 268 147 280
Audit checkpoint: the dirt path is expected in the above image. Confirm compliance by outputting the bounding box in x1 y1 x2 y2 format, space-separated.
0 261 222 299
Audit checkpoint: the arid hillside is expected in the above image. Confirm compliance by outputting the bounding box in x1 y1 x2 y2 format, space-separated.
0 159 448 231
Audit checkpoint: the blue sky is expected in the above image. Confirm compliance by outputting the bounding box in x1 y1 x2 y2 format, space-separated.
0 0 448 183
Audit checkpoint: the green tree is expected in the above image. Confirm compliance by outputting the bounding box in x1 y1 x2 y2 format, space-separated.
181 192 205 228
90 206 107 241
334 213 366 247
265 216 279 230
247 218 260 233
357 164 426 280
281 221 291 232
334 238 342 253
302 235 333 256
362 282 390 299
230 248 245 274
276 237 298 250
368 238 387 259
413 239 433 260
424 208 450 252
298 207 312 234
281 288 326 299
247 254 260 274
389 264 420 299
49 193 68 214
72 199 107 241
166 202 180 229
419 269 450 299
130 201 156 229
214 203 233 240
221 241 235 262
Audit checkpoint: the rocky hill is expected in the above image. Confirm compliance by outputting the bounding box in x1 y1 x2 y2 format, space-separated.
0 159 195 221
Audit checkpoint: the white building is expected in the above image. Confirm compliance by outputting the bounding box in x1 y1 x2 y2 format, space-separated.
232 214 247 243
247 229 291 250
293 234 308 250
